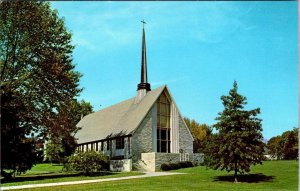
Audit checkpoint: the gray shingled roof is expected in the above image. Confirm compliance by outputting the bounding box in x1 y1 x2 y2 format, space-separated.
75 85 166 144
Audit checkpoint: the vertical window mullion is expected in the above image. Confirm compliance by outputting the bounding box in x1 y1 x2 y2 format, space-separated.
166 129 168 153
128 137 131 154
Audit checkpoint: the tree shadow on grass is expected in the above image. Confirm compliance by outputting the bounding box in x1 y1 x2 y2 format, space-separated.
1 171 114 184
213 173 275 183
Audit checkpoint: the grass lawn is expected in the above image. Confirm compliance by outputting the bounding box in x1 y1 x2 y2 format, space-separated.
7 160 298 191
1 163 143 187
23 163 64 175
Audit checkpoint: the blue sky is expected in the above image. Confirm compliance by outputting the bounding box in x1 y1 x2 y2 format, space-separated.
51 2 298 140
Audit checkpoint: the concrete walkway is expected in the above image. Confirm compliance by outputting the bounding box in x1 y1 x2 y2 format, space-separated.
1 172 185 190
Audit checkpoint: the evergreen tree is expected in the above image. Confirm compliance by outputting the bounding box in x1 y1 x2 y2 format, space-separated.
207 81 264 182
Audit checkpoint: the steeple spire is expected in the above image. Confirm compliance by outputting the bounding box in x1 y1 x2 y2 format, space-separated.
137 20 151 91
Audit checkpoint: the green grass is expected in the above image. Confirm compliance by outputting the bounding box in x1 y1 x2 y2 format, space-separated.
1 163 143 187
22 163 64 175
8 160 298 191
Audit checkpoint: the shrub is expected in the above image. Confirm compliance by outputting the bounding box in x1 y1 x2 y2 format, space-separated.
64 150 109 175
161 161 194 171
179 161 193 168
161 163 172 171
170 163 180 170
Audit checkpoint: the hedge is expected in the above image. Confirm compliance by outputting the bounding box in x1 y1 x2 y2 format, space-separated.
161 161 194 171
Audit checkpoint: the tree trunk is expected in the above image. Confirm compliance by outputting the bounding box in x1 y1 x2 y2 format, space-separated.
234 161 238 183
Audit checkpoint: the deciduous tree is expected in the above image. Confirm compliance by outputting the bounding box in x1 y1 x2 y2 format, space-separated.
267 128 298 160
1 1 82 174
45 100 93 162
267 136 284 159
281 128 298 160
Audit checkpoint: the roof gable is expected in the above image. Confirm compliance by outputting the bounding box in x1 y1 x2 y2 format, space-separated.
163 86 194 141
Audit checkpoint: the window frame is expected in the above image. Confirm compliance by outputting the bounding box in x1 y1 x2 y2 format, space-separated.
101 141 104 151
157 92 171 153
116 137 125 149
107 140 110 151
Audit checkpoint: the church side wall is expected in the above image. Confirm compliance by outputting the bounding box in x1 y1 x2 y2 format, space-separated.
178 116 193 154
131 108 153 162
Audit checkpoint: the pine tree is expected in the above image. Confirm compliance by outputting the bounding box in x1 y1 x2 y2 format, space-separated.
207 81 265 182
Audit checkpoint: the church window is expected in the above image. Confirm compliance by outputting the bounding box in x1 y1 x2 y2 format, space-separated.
116 137 125 149
157 92 171 153
95 142 99 151
107 140 110 151
101 141 104 151
128 137 131 154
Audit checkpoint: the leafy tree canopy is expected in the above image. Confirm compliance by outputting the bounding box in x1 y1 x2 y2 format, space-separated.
1 1 82 133
267 128 298 160
0 1 84 175
45 99 93 163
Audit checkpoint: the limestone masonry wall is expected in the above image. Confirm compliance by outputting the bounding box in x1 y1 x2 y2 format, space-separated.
132 109 153 162
178 116 193 153
155 153 181 170
110 159 132 172
140 152 204 171
190 153 204 165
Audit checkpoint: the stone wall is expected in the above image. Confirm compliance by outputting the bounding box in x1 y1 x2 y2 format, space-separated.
140 152 204 171
155 153 181 170
132 109 153 162
189 153 204 165
110 159 132 172
178 116 193 154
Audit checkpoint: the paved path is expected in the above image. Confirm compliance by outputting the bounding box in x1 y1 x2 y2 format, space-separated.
1 172 185 190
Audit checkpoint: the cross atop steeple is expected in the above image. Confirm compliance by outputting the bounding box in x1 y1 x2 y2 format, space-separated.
141 20 146 29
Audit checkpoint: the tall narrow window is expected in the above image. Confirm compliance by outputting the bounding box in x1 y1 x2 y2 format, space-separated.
116 137 125 149
96 142 99 151
157 92 171 153
128 137 131 155
107 140 110 151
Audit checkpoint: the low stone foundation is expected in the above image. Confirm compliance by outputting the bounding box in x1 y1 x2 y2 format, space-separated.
110 159 132 172
140 152 204 171
190 153 204 165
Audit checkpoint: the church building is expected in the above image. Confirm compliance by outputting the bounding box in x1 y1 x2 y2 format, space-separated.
75 23 203 172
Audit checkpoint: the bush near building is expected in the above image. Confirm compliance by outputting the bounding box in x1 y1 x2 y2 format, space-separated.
64 151 109 175
161 161 194 171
